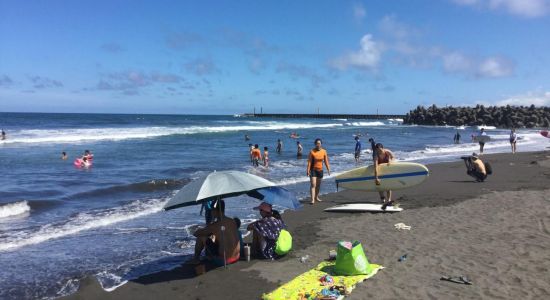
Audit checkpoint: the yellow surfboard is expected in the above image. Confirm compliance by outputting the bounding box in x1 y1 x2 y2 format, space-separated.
335 162 429 191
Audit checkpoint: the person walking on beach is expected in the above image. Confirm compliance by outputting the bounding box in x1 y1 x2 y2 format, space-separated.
509 128 517 154
307 138 330 205
478 128 487 154
296 141 303 158
263 147 269 167
454 131 461 144
373 143 395 210
276 139 282 154
354 136 362 163
251 144 262 167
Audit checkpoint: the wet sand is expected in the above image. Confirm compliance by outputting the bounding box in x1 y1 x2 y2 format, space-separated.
64 151 550 300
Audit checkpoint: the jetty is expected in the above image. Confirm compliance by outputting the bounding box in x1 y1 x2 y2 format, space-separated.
241 113 405 119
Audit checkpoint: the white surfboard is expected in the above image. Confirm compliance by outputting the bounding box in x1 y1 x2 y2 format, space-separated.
472 135 491 143
335 162 429 192
325 203 403 212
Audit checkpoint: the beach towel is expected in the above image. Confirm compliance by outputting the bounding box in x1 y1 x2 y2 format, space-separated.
262 260 382 300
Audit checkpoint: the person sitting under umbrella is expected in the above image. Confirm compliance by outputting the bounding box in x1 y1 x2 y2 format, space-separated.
247 202 284 260
191 200 240 266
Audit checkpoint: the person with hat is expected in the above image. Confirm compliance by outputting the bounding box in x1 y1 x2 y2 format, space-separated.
247 202 284 259
463 152 487 182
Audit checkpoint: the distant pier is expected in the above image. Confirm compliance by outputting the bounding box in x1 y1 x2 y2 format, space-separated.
241 113 406 119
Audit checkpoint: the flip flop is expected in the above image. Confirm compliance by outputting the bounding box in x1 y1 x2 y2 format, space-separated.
440 276 473 285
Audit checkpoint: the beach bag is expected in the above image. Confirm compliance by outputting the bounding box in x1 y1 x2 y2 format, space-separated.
484 162 493 175
334 241 371 275
275 229 292 256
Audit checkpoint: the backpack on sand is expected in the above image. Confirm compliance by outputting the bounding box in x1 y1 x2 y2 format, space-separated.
275 229 292 256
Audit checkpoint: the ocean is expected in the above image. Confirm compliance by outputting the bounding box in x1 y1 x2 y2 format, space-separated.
0 112 548 299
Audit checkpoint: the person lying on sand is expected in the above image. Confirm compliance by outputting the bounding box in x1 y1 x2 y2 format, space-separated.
247 202 284 259
191 200 240 266
462 153 487 182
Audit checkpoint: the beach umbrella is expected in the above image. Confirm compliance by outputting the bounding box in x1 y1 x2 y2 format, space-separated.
163 170 300 210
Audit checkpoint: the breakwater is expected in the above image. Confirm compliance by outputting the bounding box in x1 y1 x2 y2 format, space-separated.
243 113 406 120
404 105 550 128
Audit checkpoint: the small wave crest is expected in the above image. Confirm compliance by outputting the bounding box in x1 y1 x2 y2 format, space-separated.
0 122 345 145
0 198 167 252
0 201 31 218
344 121 386 127
67 178 189 200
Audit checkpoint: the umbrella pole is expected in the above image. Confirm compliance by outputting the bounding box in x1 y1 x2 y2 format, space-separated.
218 197 227 269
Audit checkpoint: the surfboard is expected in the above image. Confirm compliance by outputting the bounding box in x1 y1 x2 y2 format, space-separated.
324 203 403 212
541 130 549 138
472 135 491 143
335 162 429 192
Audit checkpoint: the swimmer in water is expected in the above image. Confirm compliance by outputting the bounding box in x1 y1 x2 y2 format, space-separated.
251 144 262 167
61 152 68 160
83 150 94 160
1 129 5 140
276 139 282 153
248 143 254 163
297 141 303 158
263 147 269 167
245 134 250 141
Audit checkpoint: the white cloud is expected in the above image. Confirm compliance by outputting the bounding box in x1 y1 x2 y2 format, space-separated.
477 57 514 77
330 34 382 70
442 52 514 78
443 52 474 73
452 0 549 18
378 15 411 40
353 3 366 22
495 90 550 106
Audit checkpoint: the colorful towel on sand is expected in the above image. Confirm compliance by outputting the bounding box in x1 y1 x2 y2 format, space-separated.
262 261 383 300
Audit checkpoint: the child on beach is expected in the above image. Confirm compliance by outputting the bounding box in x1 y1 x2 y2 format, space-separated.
263 147 269 167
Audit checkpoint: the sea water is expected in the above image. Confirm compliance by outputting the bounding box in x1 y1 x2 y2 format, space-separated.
0 112 547 299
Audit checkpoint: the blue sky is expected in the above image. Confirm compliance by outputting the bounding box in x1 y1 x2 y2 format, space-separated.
1 0 549 114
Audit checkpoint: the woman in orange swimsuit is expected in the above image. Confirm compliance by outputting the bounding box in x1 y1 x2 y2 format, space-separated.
307 138 330 205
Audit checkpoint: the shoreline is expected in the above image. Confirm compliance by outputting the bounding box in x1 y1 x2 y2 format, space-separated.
65 150 550 299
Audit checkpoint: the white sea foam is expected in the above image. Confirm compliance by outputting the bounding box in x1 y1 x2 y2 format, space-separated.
344 121 386 127
0 122 348 145
387 118 404 122
0 201 30 218
475 125 497 130
0 198 166 252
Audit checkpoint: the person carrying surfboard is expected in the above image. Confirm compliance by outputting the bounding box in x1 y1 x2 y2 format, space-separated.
307 138 330 205
373 143 395 210
478 128 487 154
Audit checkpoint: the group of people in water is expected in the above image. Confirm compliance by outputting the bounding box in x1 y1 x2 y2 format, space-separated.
61 149 94 168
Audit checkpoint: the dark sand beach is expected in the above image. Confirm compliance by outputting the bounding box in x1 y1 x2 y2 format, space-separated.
65 151 550 300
